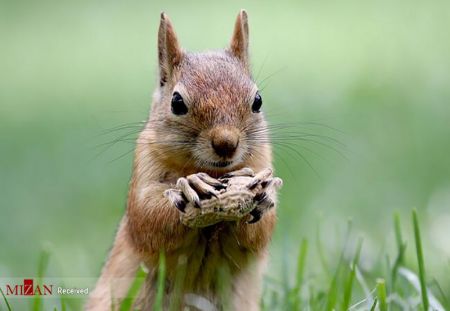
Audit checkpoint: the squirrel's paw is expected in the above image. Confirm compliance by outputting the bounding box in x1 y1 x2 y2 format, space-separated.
164 172 225 212
221 168 282 224
247 173 283 224
164 168 282 228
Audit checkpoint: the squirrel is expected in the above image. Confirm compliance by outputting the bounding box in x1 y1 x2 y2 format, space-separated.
86 10 282 311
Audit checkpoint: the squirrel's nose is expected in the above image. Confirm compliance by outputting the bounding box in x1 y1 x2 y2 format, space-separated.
211 127 240 158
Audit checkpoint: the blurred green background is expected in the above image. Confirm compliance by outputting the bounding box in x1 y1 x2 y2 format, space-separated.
1 0 450 305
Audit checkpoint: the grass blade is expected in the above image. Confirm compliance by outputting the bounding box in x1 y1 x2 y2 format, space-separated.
342 237 363 311
153 251 166 311
295 239 308 291
0 288 12 311
325 220 352 311
169 255 188 311
316 217 330 276
413 209 429 311
281 239 291 307
376 279 387 311
430 279 449 309
119 266 148 311
393 212 404 259
391 244 406 290
391 212 407 289
289 238 308 310
398 268 445 311
324 264 338 310
325 253 344 310
369 298 378 311
33 248 50 311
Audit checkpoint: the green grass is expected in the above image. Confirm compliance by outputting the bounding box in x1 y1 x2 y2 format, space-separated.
31 249 50 311
0 287 12 311
256 211 450 311
119 267 147 311
153 252 167 311
289 238 308 309
341 237 363 310
413 209 429 311
376 279 387 311
1 211 447 310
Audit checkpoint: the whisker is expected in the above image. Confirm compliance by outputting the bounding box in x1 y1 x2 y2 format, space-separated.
97 121 147 136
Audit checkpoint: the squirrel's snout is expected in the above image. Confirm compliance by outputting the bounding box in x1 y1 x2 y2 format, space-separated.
210 127 240 158
212 138 239 158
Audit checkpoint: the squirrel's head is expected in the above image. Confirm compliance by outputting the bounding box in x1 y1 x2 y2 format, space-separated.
147 10 269 174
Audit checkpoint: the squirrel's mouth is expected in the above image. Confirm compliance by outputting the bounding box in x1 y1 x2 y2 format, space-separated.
205 160 234 168
204 161 234 168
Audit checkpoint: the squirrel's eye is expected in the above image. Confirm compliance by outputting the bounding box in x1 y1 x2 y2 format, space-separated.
252 92 262 113
171 92 188 115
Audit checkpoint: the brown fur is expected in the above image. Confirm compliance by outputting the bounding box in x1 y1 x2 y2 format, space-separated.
87 10 276 311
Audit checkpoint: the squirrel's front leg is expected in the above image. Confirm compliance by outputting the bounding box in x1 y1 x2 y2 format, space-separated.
126 181 196 256
87 182 195 310
224 168 282 251
86 218 141 311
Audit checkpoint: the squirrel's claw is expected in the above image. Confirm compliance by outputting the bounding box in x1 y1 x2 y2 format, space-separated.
197 173 226 190
248 208 262 224
186 174 221 200
177 177 202 208
220 167 255 180
247 170 281 224
164 189 187 213
246 168 273 190
169 173 225 213
261 177 283 190
247 192 275 224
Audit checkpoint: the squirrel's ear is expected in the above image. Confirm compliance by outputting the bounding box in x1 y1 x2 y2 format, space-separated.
229 10 249 69
158 12 182 87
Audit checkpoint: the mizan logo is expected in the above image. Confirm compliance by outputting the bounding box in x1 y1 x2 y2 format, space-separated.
5 279 53 296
